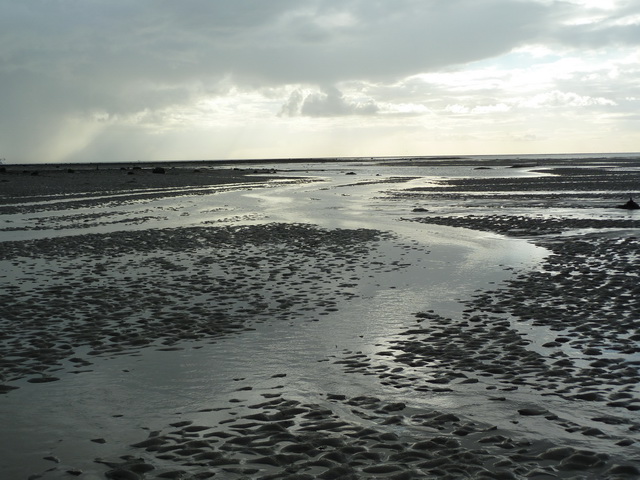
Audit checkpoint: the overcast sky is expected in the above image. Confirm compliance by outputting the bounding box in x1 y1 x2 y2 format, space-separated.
1 0 638 163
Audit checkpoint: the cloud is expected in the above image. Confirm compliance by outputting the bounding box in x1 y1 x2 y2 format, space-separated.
0 1 561 91
519 90 617 108
1 0 639 162
281 86 378 117
279 90 305 117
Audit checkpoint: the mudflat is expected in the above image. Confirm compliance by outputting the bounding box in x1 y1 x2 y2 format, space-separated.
1 157 639 479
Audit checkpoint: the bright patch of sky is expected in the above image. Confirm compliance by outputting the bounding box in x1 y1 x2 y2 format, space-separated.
0 0 638 163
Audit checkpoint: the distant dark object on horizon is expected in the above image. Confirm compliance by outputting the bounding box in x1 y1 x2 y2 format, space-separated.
616 197 640 210
152 167 166 174
509 163 538 168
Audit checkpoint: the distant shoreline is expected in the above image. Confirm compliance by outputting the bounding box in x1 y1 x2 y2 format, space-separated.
1 151 639 168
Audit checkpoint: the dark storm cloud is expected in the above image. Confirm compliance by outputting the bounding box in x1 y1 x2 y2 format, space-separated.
0 1 560 91
3 1 638 93
0 0 637 161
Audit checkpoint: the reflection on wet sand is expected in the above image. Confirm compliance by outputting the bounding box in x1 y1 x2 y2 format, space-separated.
1 157 639 479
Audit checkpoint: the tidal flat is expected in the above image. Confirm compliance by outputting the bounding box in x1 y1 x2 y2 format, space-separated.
1 156 639 479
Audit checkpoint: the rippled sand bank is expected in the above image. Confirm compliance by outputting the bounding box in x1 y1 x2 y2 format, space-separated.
1 159 639 479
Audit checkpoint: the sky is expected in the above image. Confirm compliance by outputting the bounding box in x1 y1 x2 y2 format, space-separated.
1 0 639 163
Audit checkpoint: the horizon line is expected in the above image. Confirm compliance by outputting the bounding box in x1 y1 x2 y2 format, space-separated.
3 151 640 166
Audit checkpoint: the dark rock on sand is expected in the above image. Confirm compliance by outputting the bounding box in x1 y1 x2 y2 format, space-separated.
616 197 640 209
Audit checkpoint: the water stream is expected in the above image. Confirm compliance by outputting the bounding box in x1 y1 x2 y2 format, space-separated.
1 165 559 478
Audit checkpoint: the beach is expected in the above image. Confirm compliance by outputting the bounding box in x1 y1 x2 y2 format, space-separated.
1 156 639 479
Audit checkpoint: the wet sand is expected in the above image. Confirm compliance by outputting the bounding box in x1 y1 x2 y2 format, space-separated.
1 159 640 479
0 223 394 384
0 163 283 200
